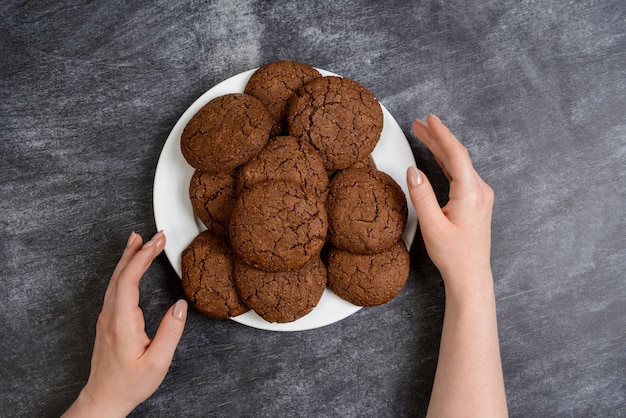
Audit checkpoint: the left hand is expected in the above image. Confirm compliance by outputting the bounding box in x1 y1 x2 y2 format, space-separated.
63 231 188 418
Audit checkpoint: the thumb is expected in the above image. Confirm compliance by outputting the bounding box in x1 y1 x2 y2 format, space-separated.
406 167 447 229
146 299 188 369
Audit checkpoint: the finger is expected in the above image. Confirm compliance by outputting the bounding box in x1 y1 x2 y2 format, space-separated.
144 299 188 370
109 232 143 284
413 118 444 158
413 118 452 181
426 114 476 183
103 232 144 307
115 231 166 308
119 231 165 285
406 166 448 229
431 154 452 183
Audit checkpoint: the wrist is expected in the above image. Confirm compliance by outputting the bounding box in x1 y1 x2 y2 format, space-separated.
63 387 129 418
440 268 495 307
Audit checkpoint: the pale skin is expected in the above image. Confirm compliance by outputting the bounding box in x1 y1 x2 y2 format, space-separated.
64 114 507 417
63 231 188 418
408 114 508 417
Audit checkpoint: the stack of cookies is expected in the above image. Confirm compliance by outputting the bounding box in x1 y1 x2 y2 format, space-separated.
180 61 410 324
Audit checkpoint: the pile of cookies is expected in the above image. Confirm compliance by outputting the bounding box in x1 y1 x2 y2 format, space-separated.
180 61 410 324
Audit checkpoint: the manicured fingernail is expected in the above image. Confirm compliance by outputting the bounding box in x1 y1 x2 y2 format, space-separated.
429 113 441 123
143 230 164 249
173 299 188 320
126 231 136 248
407 166 423 187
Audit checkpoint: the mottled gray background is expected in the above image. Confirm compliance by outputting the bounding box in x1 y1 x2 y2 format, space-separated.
1 1 624 417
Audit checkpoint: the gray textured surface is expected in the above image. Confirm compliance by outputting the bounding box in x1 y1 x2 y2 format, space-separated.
1 1 625 417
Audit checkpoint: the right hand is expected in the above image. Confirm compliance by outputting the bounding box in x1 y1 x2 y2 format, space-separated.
406 114 494 294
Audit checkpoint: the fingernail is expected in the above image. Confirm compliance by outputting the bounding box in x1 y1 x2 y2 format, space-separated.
407 166 423 187
173 299 188 321
429 113 441 123
126 231 136 248
143 230 164 249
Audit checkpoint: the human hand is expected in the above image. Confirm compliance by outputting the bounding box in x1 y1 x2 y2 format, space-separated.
407 114 494 295
63 231 188 418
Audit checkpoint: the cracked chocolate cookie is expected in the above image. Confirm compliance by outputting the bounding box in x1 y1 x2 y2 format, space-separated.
234 255 327 323
180 93 272 173
189 169 237 237
181 231 249 319
350 155 376 171
229 180 328 272
244 61 322 136
326 240 410 307
286 76 383 171
237 136 329 200
326 168 407 255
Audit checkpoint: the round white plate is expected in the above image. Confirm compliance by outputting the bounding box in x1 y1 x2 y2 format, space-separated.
153 68 418 331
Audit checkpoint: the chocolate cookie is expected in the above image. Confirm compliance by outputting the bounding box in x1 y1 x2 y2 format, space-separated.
326 240 410 307
326 168 407 255
286 76 383 171
237 136 329 200
327 155 376 179
189 169 237 237
180 93 272 173
244 61 322 136
351 155 376 171
229 180 328 272
234 255 327 323
181 231 248 319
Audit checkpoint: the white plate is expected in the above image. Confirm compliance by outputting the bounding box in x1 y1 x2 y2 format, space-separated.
153 68 418 332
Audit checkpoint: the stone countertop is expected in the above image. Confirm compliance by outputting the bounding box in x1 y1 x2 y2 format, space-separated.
1 1 624 417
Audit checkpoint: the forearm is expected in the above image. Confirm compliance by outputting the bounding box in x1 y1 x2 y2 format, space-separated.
427 272 508 418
